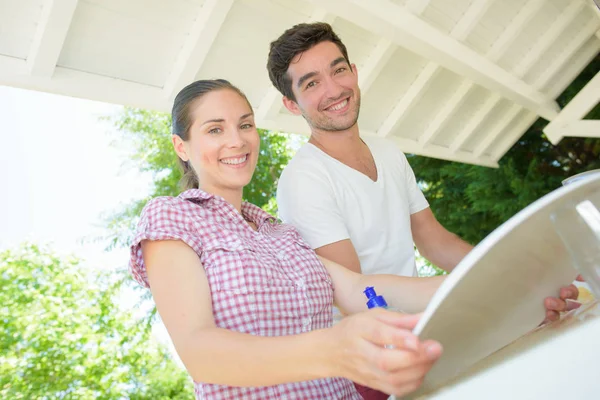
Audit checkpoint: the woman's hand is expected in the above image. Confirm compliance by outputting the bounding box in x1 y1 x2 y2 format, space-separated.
328 309 442 397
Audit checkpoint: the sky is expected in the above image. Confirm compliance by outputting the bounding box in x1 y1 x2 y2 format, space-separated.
0 85 152 269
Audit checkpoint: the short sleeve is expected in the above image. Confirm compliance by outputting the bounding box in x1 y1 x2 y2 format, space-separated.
277 163 350 249
129 197 202 288
398 151 429 215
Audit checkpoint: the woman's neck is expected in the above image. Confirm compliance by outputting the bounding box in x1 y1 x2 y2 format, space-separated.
200 185 244 213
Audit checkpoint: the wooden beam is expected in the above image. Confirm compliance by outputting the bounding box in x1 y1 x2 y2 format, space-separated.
473 104 522 158
450 93 501 152
358 38 395 93
163 0 235 101
27 0 79 77
544 70 600 144
512 2 583 78
534 18 600 90
384 136 499 168
311 0 559 120
548 38 600 98
419 79 472 146
377 62 439 137
485 0 545 62
0 55 168 111
549 120 600 139
420 0 535 149
491 112 539 161
449 0 493 41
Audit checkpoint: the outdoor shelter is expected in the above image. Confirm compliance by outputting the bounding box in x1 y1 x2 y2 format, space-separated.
1 0 599 168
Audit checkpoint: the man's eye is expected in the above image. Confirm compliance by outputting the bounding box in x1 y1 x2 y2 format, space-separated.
306 81 316 89
335 67 347 74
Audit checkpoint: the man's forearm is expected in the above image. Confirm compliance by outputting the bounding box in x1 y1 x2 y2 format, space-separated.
421 233 473 273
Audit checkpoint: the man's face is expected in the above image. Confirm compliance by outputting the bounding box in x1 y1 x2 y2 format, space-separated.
284 41 361 132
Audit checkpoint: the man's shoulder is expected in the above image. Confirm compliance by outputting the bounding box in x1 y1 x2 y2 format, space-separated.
363 136 406 159
281 143 329 178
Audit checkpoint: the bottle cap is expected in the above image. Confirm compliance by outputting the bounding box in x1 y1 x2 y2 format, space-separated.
364 286 388 309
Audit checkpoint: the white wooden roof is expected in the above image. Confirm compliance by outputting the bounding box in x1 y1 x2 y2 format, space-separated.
1 0 599 167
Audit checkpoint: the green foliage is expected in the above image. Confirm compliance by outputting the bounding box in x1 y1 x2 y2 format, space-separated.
408 55 600 246
0 243 193 399
102 108 294 249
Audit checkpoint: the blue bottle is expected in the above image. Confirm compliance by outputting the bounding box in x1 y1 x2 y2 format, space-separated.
364 287 396 349
364 286 389 309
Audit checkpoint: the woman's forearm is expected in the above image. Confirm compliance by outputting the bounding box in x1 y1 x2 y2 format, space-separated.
176 326 336 386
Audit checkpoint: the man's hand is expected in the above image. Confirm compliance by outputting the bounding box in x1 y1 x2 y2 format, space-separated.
542 275 585 323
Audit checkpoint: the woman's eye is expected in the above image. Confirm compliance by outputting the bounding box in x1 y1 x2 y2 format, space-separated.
240 123 253 129
208 127 222 135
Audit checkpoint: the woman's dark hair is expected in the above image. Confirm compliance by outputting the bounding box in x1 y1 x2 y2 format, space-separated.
267 22 351 101
171 79 251 190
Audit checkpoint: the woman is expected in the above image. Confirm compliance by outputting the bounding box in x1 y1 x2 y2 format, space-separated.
129 79 575 399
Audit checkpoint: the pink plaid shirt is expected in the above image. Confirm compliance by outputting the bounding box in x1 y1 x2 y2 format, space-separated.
130 189 362 400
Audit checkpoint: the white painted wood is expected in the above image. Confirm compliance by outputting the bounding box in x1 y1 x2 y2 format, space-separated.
405 0 431 15
491 111 539 161
399 0 492 147
450 94 501 152
549 120 600 140
27 0 78 77
386 136 500 168
548 38 600 98
312 0 559 120
419 80 472 146
473 104 522 158
512 2 584 78
424 0 537 151
163 0 235 101
448 0 492 41
0 54 168 111
377 62 439 137
358 38 395 93
534 18 600 90
485 0 545 62
409 175 600 396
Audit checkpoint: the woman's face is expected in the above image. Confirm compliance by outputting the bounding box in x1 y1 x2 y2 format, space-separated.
174 89 260 196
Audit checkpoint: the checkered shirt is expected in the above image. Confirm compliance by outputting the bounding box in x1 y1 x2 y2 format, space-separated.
130 189 362 400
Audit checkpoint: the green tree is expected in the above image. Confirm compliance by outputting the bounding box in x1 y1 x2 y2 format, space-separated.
0 243 193 399
408 55 600 247
103 108 294 249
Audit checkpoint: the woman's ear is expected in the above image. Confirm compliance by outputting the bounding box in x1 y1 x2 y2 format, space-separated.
172 135 189 162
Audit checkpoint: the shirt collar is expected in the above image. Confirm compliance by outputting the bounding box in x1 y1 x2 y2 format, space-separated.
179 188 276 226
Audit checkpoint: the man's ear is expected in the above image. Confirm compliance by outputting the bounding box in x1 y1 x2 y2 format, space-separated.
351 63 358 76
282 96 302 116
172 135 189 162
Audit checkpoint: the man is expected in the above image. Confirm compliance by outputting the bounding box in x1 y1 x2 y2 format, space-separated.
267 22 577 320
266 22 579 399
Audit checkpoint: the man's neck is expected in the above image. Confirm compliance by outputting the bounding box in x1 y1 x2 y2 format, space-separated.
308 124 363 159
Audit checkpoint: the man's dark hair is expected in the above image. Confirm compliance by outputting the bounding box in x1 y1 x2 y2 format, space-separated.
267 22 351 101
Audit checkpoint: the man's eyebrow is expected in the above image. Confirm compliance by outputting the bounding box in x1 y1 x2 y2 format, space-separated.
297 71 318 89
330 57 347 68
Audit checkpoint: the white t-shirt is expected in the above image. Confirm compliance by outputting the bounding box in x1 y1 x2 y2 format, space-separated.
277 136 429 277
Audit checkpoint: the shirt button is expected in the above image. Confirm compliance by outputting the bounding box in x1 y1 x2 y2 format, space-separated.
302 317 311 326
277 250 286 260
295 279 305 288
